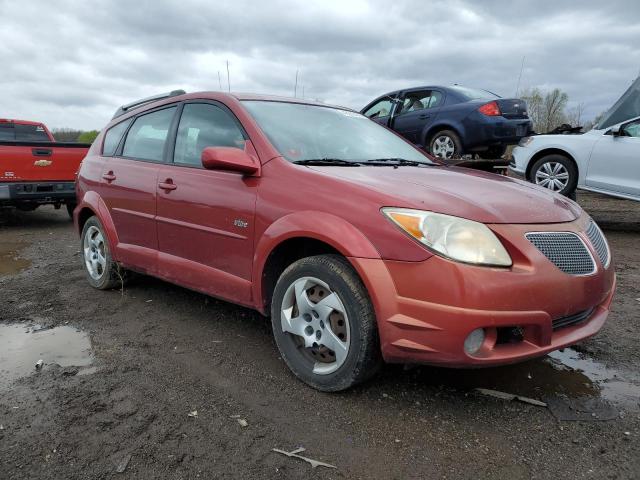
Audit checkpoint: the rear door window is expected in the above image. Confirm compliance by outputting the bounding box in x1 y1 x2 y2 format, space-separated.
399 90 443 113
102 119 132 156
173 103 246 167
0 123 15 141
122 107 176 162
15 124 50 141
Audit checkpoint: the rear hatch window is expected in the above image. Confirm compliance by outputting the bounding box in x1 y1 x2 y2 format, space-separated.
15 124 50 141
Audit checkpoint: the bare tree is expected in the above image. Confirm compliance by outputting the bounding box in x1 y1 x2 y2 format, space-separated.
566 102 585 127
520 87 569 133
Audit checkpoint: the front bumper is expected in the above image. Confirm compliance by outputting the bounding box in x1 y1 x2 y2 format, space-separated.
0 181 76 205
349 214 616 367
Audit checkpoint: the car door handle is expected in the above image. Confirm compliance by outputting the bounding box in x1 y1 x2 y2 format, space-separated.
158 180 177 191
418 114 431 120
102 171 116 182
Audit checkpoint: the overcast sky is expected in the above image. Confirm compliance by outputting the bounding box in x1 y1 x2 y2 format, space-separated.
1 0 639 130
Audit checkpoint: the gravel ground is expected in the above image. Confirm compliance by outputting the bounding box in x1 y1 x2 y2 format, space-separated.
0 190 639 480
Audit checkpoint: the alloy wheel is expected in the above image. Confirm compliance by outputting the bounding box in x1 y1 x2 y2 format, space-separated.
280 276 350 375
432 135 456 159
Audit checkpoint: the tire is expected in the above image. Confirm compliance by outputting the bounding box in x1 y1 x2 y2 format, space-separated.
66 202 76 219
270 254 382 392
529 154 578 197
80 216 124 290
478 145 507 160
428 130 463 159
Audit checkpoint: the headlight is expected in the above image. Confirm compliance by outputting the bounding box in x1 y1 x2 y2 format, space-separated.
518 136 534 147
382 208 512 267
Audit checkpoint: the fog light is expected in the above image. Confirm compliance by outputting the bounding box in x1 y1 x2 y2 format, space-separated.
464 328 485 355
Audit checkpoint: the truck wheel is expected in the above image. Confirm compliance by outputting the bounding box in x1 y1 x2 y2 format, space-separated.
529 154 578 197
429 130 462 159
270 254 382 392
66 203 76 219
478 145 507 159
81 216 124 290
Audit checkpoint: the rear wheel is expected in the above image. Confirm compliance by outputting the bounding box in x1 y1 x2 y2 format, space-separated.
81 216 124 290
429 130 462 159
529 154 578 197
270 255 381 391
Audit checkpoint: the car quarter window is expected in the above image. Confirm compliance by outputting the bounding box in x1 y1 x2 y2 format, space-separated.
622 120 640 138
400 90 443 113
363 97 394 119
173 103 246 167
102 118 132 156
122 106 176 162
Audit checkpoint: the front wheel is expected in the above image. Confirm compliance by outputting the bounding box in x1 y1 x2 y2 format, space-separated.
529 154 578 197
429 130 462 159
270 255 381 391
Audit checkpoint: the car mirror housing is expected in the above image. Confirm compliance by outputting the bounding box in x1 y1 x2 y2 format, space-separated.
201 146 260 175
610 125 622 136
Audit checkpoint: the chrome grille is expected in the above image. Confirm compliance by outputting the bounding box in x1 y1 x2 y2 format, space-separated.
586 221 610 267
525 232 595 275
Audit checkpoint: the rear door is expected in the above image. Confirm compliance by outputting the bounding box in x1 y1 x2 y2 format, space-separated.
391 89 443 145
155 101 258 305
586 119 640 197
99 106 177 273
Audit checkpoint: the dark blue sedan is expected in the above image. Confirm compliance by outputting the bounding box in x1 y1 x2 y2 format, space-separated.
361 85 533 160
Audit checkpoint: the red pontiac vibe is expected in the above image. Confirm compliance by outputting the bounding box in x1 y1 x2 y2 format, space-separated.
74 91 616 391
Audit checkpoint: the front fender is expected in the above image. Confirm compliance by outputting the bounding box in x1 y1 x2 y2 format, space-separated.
75 190 120 261
252 211 381 310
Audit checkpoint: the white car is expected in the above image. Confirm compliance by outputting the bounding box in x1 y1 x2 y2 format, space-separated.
510 79 640 201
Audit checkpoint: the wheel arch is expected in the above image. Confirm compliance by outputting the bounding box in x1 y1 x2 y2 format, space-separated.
252 211 381 314
75 191 120 260
422 122 464 150
525 148 578 181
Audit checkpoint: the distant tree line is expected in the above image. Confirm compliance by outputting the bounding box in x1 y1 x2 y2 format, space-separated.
51 128 99 143
519 87 604 133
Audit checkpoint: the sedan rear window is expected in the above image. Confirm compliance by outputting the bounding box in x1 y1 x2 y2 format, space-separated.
449 86 499 100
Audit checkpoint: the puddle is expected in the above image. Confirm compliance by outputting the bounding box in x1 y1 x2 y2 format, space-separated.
0 323 94 389
0 241 31 276
404 348 640 410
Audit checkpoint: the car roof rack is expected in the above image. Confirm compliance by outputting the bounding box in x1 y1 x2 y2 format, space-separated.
111 89 186 119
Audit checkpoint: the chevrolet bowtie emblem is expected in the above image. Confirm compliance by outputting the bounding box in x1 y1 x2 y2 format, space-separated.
34 159 52 167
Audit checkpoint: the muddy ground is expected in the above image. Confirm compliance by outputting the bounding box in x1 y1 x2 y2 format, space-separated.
0 191 639 480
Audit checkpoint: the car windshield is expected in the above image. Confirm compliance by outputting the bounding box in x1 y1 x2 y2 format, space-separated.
242 101 434 164
449 86 499 100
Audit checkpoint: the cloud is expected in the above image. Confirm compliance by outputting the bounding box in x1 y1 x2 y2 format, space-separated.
1 0 638 129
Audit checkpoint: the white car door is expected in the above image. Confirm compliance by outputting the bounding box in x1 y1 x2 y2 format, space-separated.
586 118 640 197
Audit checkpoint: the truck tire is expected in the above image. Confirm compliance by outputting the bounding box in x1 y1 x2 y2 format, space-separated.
270 254 382 392
429 130 462 159
529 154 578 197
80 216 125 290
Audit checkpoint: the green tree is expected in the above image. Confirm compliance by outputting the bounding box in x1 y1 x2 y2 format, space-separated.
77 130 100 144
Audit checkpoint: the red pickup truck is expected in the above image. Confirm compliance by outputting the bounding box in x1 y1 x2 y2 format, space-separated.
0 118 90 215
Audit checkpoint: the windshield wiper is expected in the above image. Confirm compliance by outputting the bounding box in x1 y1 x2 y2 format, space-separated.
292 158 360 166
362 158 434 166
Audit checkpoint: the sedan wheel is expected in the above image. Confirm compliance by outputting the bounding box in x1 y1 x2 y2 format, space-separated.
534 161 569 192
432 135 456 159
529 154 578 197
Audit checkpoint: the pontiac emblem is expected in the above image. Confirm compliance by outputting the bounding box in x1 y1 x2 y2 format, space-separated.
34 159 52 167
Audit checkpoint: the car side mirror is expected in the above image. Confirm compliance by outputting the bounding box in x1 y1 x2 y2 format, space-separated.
201 146 259 175
610 125 622 137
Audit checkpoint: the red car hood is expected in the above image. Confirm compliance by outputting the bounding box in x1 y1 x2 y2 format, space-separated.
309 165 581 224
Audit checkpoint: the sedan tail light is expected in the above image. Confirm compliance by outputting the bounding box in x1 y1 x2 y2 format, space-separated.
478 101 501 116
